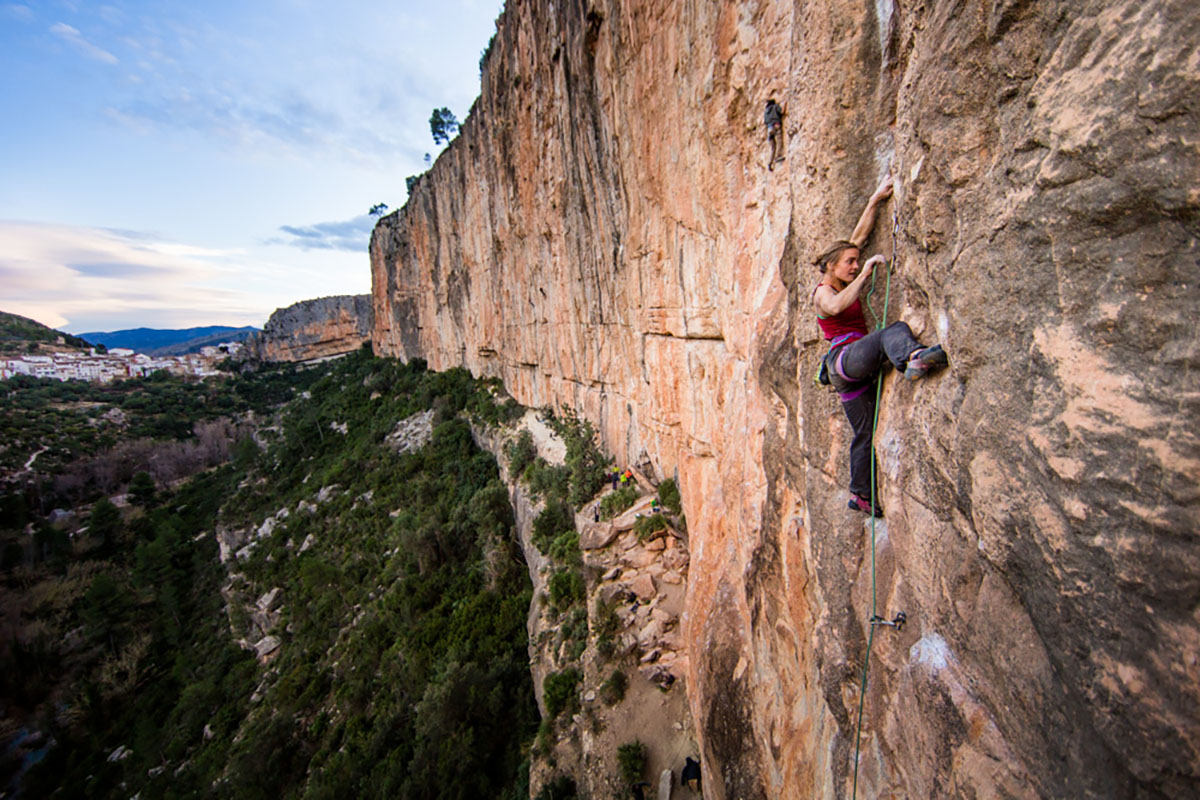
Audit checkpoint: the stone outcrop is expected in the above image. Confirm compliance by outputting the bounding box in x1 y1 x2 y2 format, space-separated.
372 1 1200 797
243 295 372 363
470 413 695 798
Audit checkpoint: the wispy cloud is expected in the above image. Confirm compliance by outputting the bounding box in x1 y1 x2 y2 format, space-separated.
0 221 274 331
50 22 119 64
4 4 33 22
272 214 375 252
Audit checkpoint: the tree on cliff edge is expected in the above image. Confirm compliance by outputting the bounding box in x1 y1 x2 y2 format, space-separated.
430 107 460 145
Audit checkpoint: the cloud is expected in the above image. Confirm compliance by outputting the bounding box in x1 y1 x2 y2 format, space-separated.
272 214 375 252
5 4 33 22
66 261 163 278
0 221 275 332
50 22 119 64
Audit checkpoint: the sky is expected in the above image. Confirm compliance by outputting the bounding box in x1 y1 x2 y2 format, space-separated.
0 0 504 333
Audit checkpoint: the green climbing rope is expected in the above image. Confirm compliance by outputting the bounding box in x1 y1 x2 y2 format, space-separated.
850 207 898 800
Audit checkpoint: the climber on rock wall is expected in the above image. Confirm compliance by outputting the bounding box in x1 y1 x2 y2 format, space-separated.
764 99 784 170
811 176 947 517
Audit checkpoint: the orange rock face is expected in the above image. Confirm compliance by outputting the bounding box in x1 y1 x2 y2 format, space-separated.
245 295 372 363
372 1 1199 797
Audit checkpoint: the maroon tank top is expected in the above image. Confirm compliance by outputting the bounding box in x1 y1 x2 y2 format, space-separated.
814 286 868 342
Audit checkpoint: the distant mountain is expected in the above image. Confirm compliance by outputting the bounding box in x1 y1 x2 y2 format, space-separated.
0 311 93 353
79 325 259 353
144 328 259 356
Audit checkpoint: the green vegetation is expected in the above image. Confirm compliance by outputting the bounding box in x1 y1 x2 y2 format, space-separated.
534 775 579 800
548 568 585 611
127 470 157 507
542 668 581 718
532 500 574 555
429 107 460 145
504 428 537 476
0 310 91 353
599 485 639 520
0 364 325 482
599 669 628 706
657 477 682 515
592 597 622 660
479 32 497 77
545 407 610 509
617 740 647 784
634 512 668 540
4 351 537 799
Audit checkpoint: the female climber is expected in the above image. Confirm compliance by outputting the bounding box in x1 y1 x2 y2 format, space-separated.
812 176 947 517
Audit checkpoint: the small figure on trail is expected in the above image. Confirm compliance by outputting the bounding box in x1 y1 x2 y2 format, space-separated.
650 498 660 514
764 99 784 170
681 756 701 791
611 466 620 490
811 175 947 517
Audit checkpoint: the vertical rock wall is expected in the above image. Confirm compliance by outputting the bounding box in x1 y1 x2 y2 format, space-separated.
371 1 1199 797
243 295 373 363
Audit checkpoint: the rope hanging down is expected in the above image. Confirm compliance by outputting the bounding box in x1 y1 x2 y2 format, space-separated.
850 206 900 800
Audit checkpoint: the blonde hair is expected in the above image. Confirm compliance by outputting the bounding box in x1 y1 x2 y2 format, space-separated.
812 240 858 274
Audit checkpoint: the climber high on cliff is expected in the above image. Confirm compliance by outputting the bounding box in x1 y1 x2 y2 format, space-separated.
764 99 784 170
811 175 947 517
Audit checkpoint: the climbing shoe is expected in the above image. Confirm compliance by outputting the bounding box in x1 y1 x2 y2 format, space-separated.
848 493 884 518
905 345 948 380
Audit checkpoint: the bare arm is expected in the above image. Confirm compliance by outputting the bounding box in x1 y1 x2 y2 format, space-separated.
813 255 884 316
850 176 894 247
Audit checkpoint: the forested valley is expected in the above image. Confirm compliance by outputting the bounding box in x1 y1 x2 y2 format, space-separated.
0 350 538 799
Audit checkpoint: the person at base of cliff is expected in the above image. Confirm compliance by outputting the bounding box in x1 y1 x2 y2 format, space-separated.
764 99 784 170
681 756 701 791
812 175 948 517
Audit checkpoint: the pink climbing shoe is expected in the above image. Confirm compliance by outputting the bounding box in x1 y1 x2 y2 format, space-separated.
848 493 883 518
905 345 948 381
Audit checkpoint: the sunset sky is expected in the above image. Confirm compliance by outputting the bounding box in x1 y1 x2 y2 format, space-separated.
0 0 504 333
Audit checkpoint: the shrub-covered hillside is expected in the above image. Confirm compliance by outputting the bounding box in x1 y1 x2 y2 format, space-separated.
0 311 92 354
3 351 536 799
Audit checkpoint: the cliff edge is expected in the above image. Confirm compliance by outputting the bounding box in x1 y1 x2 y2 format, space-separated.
242 295 373 363
371 1 1199 797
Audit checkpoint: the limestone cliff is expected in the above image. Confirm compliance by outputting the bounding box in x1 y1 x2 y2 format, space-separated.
371 1 1200 797
471 414 695 797
243 295 372 363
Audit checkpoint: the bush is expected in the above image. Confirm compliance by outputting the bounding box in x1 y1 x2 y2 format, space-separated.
523 457 570 504
599 485 639 520
504 429 537 476
560 607 588 661
543 668 581 718
617 740 647 784
548 569 584 611
88 497 122 546
532 500 574 556
547 530 581 566
599 669 627 705
593 598 621 660
128 471 157 507
633 513 667 540
547 407 611 509
657 477 681 515
534 775 578 800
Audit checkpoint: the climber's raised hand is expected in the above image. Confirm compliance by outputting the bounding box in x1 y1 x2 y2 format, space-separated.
872 175 894 203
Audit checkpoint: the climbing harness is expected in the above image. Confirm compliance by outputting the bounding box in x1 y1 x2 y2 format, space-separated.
850 205 907 800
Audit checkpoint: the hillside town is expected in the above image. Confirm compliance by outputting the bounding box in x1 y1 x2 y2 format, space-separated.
0 342 243 383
